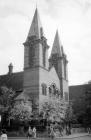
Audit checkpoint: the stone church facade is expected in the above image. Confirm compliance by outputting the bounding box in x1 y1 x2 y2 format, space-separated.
23 8 69 110
0 8 69 112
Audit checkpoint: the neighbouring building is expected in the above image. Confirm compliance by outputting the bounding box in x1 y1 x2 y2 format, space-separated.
69 83 91 116
0 8 69 112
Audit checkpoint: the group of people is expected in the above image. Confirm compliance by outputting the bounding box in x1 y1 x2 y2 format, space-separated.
27 126 36 139
0 127 36 140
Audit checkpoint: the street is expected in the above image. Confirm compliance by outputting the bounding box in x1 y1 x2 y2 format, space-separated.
64 136 91 140
8 135 91 140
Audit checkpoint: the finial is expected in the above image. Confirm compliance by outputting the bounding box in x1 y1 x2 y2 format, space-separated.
36 0 37 9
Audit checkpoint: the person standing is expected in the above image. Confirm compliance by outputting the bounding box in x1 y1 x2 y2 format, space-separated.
27 126 32 139
33 127 36 138
50 126 55 139
0 129 8 140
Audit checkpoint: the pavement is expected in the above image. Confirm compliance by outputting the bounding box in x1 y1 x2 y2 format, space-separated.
57 132 90 139
8 132 91 139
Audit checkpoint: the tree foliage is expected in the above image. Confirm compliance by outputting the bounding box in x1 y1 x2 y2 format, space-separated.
10 102 32 122
64 103 76 124
0 86 16 127
0 86 15 113
40 100 67 122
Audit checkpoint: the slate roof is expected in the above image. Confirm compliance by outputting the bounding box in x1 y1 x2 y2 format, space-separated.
15 90 30 101
0 71 23 91
0 70 91 102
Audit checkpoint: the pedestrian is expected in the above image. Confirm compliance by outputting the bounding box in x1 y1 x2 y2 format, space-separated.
87 127 91 134
27 126 33 139
33 127 36 138
66 125 69 135
0 129 8 140
48 125 51 137
50 126 55 139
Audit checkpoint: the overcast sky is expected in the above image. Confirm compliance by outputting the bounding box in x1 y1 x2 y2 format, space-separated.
0 0 91 85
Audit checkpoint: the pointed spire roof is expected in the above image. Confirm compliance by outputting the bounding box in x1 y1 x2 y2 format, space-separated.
27 8 44 40
51 30 63 57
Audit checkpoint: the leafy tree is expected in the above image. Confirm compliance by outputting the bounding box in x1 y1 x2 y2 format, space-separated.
9 102 32 122
0 86 15 126
0 86 15 110
63 102 77 135
40 99 67 123
64 103 76 124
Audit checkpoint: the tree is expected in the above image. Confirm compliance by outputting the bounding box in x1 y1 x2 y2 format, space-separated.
9 102 32 122
0 86 15 126
64 102 77 135
64 103 76 124
40 99 67 123
0 86 15 110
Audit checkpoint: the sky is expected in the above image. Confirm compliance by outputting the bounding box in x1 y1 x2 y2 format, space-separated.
0 0 91 85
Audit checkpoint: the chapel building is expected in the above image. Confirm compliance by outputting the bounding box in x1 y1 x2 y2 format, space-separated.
0 8 69 112
23 8 69 109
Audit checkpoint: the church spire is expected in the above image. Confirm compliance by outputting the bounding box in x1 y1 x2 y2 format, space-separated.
50 30 63 57
27 8 44 40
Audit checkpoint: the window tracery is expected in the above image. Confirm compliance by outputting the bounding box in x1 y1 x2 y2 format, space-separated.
48 83 60 99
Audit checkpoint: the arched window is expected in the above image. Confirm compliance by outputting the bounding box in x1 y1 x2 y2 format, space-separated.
49 87 52 96
41 84 47 95
52 84 56 95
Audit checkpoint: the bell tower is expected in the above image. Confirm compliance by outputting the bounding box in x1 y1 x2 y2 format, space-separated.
23 8 49 69
49 30 69 101
23 8 49 109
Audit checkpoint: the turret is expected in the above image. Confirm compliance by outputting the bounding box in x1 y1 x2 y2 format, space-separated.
8 63 13 75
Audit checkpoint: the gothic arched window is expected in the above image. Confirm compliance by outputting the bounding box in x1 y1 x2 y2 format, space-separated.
41 83 47 95
49 87 52 96
52 84 56 95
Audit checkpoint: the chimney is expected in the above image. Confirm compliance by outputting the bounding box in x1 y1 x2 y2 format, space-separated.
8 63 13 75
